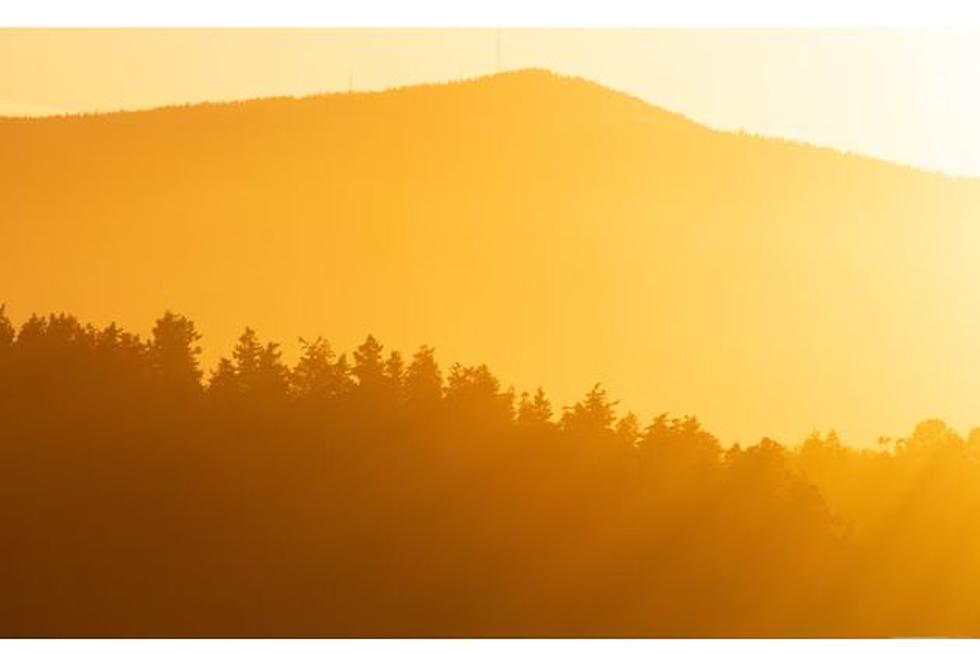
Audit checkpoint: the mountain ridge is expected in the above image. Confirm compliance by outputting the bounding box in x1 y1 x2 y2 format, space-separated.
3 67 980 444
2 68 971 181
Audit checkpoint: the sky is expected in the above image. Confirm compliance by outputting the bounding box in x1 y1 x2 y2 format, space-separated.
5 28 980 445
1 28 979 177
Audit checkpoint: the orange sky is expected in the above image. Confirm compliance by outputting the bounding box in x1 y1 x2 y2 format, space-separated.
4 30 980 446
2 29 980 176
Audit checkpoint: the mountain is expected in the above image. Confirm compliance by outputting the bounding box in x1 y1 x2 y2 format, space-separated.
3 69 979 443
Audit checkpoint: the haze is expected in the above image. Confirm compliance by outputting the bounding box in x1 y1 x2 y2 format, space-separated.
2 29 980 177
4 65 980 446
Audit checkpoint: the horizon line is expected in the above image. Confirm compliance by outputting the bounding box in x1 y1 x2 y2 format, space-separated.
2 66 976 182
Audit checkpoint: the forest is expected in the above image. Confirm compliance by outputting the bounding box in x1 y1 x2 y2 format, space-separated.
3 307 980 636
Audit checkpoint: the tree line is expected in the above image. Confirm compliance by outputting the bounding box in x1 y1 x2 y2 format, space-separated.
1 307 978 636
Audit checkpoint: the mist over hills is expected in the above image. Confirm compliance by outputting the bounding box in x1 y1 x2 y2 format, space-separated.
3 69 979 444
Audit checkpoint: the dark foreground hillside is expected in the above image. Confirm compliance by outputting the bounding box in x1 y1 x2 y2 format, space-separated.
3 308 980 635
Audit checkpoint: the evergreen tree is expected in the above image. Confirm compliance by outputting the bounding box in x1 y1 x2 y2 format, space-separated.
147 311 202 395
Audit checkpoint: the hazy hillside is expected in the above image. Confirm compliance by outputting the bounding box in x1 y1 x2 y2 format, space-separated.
3 69 979 443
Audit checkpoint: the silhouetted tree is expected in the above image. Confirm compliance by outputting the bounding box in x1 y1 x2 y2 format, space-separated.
0 304 14 352
292 336 352 401
517 387 553 428
7 308 977 637
383 351 406 403
446 363 514 428
235 328 289 398
405 345 443 411
615 411 641 447
147 311 202 398
208 357 239 399
352 334 385 392
560 383 617 438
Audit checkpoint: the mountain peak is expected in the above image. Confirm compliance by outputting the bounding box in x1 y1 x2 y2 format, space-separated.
2 65 979 443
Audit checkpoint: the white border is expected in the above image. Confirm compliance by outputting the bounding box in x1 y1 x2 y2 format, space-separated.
1 0 979 27
3 1 980 650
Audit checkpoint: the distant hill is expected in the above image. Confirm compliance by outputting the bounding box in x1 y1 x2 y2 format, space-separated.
3 69 979 443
